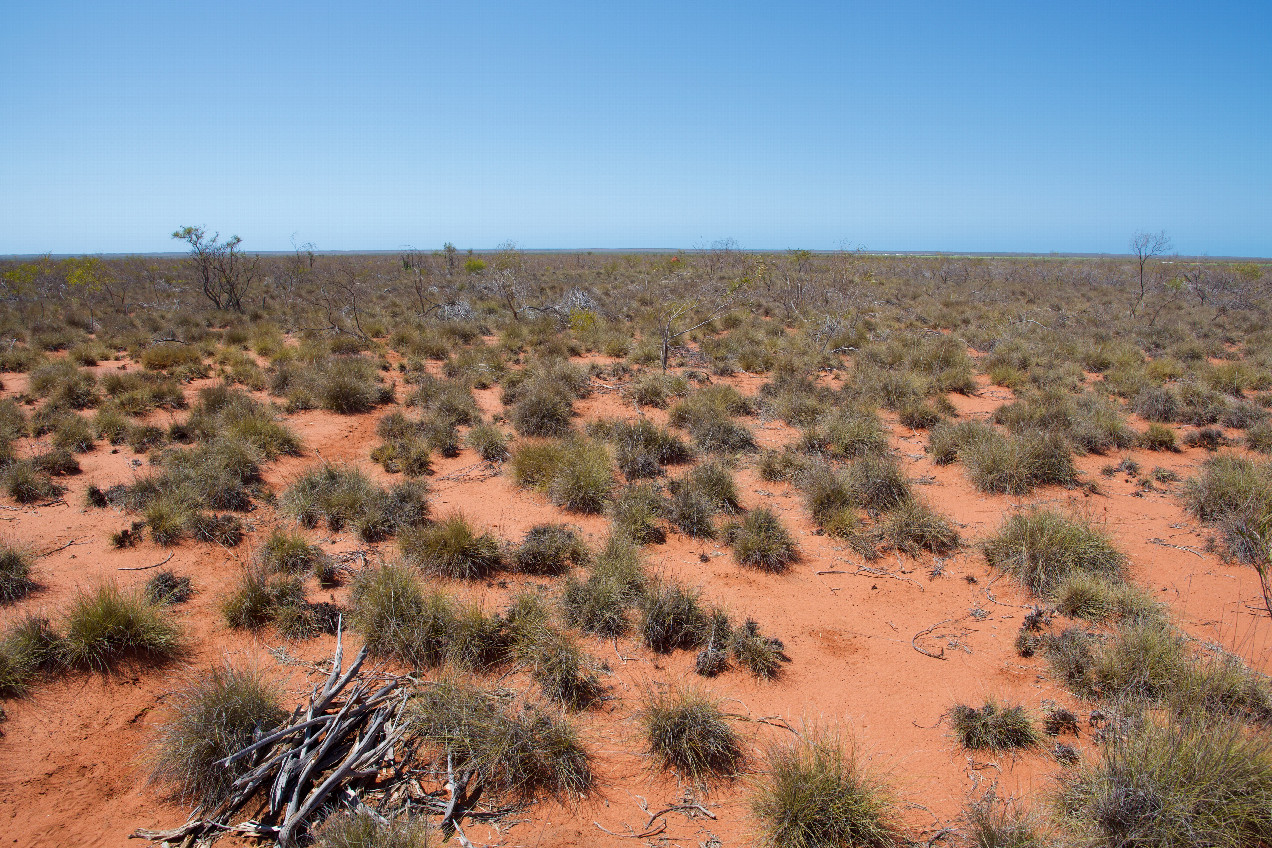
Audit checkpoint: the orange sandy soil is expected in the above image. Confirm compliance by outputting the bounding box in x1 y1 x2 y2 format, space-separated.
2 357 1270 848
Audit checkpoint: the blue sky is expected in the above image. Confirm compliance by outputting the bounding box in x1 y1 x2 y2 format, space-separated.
2 1 1269 256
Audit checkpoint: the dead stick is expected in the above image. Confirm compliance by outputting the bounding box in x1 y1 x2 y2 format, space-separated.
118 553 174 571
912 618 953 660
38 538 83 558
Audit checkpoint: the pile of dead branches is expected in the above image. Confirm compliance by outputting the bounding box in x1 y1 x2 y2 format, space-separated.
133 629 410 847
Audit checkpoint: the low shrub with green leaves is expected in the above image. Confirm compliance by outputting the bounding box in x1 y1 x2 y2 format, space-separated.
150 664 287 807
983 509 1125 596
313 812 433 848
639 579 710 653
349 563 457 667
513 524 589 575
221 567 308 630
642 689 743 779
726 508 797 572
399 513 502 579
281 464 429 541
510 437 614 513
751 730 899 848
608 483 668 544
0 543 36 604
60 583 182 670
561 536 647 636
408 678 592 801
1058 717 1272 848
948 700 1039 750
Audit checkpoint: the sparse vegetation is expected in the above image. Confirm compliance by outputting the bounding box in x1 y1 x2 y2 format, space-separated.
642 688 743 779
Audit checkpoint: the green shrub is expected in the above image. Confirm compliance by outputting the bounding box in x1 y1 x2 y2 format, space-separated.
349 563 454 667
669 386 755 453
140 342 205 374
726 508 797 572
260 528 329 576
963 794 1048 848
1184 454 1272 523
639 580 710 653
0 543 36 603
52 414 95 453
28 360 98 408
751 730 899 848
983 509 1125 596
928 419 996 465
399 513 502 579
643 689 742 779
1248 422 1272 454
547 438 613 513
313 812 433 848
847 455 913 513
667 485 717 538
150 664 287 807
948 701 1038 750
1139 422 1179 451
408 678 592 800
513 524 589 575
281 465 429 539
510 382 575 436
0 614 62 696
757 446 812 482
878 499 960 555
518 628 604 709
561 536 647 636
608 483 668 544
221 567 307 630
805 407 889 459
4 461 65 503
509 440 567 488
60 584 182 670
604 418 692 478
730 617 787 678
467 422 510 462
1058 717 1272 848
963 430 1077 494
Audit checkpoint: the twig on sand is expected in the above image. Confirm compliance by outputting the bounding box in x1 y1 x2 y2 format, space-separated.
38 538 86 558
913 618 954 660
118 553 174 571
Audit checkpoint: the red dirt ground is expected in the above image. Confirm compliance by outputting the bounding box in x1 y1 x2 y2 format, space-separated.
2 360 1270 848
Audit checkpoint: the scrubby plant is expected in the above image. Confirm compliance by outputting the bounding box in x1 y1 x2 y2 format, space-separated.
221 567 307 630
643 688 743 779
561 535 647 636
144 570 193 606
730 618 788 678
313 811 433 848
757 446 812 482
639 580 710 653
878 499 960 555
513 524 589 575
150 664 287 807
963 793 1048 848
963 430 1077 494
467 422 510 462
510 381 575 436
4 460 65 503
983 509 1125 596
726 508 797 572
1138 422 1179 451
0 543 36 603
260 528 329 576
751 730 899 848
948 701 1039 750
669 385 755 453
608 483 668 544
60 583 182 670
605 417 693 478
510 436 613 513
408 678 592 800
400 513 502 579
0 614 62 697
349 563 454 667
1058 717 1272 848
847 454 913 513
282 464 429 540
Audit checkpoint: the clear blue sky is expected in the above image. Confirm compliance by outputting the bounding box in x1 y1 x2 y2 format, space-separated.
2 1 1269 256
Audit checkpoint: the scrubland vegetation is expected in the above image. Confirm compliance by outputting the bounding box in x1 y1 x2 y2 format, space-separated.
2 240 1272 845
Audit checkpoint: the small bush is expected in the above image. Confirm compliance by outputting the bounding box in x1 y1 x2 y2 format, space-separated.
349 564 454 667
1138 422 1179 451
964 430 1077 494
928 419 996 466
639 580 709 653
313 812 433 848
467 422 510 462
510 382 575 436
1058 717 1272 848
4 461 65 503
546 438 613 513
963 794 1048 848
726 508 797 572
144 570 193 606
643 689 743 779
983 509 1125 596
400 513 502 579
757 446 812 482
609 483 668 544
752 730 899 848
0 615 62 697
948 701 1039 750
730 618 788 679
513 524 589 575
221 567 307 630
1184 454 1272 523
150 664 287 807
0 543 36 604
519 628 604 709
408 678 592 800
561 536 647 636
878 499 960 555
60 584 182 670
282 465 429 539
847 455 913 513
260 529 328 575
